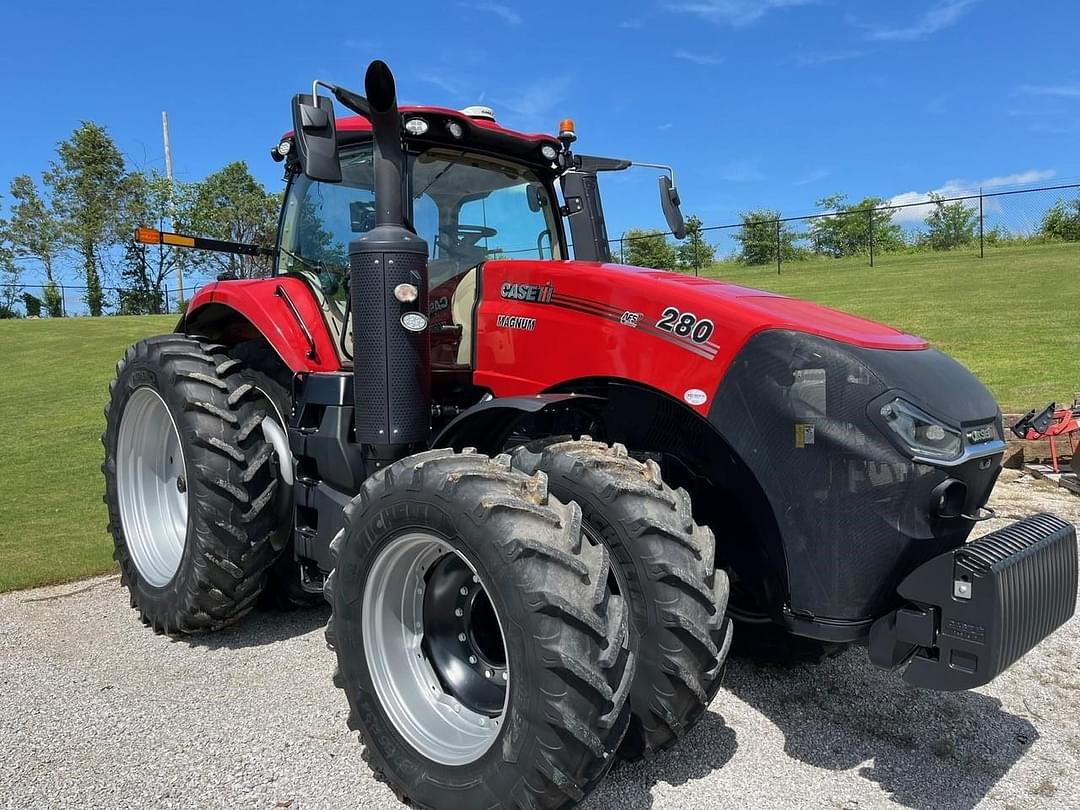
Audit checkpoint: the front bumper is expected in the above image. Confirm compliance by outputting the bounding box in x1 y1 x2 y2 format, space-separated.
869 513 1078 690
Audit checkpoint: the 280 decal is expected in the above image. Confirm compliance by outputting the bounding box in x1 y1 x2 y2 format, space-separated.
656 307 715 344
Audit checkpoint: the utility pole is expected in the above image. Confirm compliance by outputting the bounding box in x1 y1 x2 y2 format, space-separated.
162 111 184 305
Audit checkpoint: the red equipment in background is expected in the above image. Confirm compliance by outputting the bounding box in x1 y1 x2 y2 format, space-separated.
1013 401 1080 473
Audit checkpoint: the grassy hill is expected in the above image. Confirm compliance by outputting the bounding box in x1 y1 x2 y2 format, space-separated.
705 242 1079 412
0 243 1076 591
0 316 175 591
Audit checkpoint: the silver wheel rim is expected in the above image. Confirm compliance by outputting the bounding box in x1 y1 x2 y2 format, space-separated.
116 387 188 588
362 533 509 765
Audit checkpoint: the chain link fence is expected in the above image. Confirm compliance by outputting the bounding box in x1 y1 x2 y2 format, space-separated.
3 183 1078 316
611 182 1080 275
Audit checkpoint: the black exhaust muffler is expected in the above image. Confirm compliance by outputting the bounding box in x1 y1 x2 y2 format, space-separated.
349 60 431 468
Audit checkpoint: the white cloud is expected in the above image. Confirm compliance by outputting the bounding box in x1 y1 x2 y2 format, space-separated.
856 0 978 42
793 49 867 67
658 122 674 131
886 169 1056 223
1017 83 1080 99
720 159 765 182
669 0 816 27
674 49 724 66
458 2 522 25
416 73 468 98
794 168 831 186
619 19 644 28
493 77 572 122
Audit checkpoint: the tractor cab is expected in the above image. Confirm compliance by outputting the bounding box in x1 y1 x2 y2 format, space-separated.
271 98 685 368
273 107 566 368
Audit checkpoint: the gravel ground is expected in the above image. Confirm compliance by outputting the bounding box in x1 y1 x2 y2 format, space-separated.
2 469 1078 810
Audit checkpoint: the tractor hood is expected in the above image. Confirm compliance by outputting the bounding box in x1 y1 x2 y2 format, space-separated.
594 261 927 351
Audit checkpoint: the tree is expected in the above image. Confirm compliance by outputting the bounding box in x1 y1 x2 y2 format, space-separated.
42 281 63 317
809 193 904 258
621 229 677 270
8 174 64 286
921 193 978 250
676 215 716 272
734 209 799 265
188 162 279 279
45 122 128 316
117 170 191 314
1040 193 1080 242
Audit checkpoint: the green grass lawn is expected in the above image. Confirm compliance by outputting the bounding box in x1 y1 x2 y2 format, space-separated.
0 242 1076 592
0 315 175 591
704 242 1079 413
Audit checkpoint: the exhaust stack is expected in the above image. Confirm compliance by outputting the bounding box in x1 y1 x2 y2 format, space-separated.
349 60 431 468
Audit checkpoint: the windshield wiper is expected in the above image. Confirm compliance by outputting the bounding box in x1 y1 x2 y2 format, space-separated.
279 247 323 273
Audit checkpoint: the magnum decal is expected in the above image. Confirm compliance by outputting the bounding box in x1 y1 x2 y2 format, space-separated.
497 314 537 331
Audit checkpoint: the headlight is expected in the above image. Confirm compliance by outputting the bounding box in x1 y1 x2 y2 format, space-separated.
879 398 962 462
404 117 429 136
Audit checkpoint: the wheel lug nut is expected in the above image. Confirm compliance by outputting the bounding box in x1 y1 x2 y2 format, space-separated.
454 608 463 617
472 574 479 584
484 669 492 679
468 655 477 664
458 633 467 642
501 671 508 681
459 586 469 596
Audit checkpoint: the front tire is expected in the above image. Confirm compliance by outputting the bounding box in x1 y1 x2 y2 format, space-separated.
512 438 733 761
102 335 289 634
325 450 633 809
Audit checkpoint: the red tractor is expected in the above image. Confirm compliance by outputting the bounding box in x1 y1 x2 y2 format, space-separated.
103 61 1078 808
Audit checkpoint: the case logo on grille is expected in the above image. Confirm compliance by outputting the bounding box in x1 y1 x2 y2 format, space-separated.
967 425 995 444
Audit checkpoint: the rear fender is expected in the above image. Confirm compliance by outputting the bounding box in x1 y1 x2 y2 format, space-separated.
179 278 341 372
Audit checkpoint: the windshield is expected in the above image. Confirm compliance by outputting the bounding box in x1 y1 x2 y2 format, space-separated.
277 145 561 306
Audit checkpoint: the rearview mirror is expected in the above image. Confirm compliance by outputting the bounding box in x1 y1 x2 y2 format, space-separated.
290 93 342 183
659 175 686 240
526 183 545 213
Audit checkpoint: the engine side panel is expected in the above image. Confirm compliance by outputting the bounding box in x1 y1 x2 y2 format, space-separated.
182 277 341 372
471 259 926 413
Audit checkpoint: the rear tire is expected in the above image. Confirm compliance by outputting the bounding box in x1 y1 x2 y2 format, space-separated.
102 335 289 634
325 449 633 809
512 438 732 762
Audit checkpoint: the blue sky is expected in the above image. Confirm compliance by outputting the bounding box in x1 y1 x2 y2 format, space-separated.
2 0 1078 279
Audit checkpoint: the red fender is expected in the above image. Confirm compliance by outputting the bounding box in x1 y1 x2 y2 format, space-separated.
183 277 342 372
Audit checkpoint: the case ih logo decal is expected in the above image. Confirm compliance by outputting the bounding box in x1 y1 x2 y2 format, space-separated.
501 282 554 303
497 314 536 331
966 425 995 444
620 311 642 327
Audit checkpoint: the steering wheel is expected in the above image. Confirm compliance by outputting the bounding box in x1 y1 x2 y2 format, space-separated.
441 224 497 253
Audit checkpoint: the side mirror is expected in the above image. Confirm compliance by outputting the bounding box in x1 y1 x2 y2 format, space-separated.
290 93 342 183
659 175 686 239
526 183 545 213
